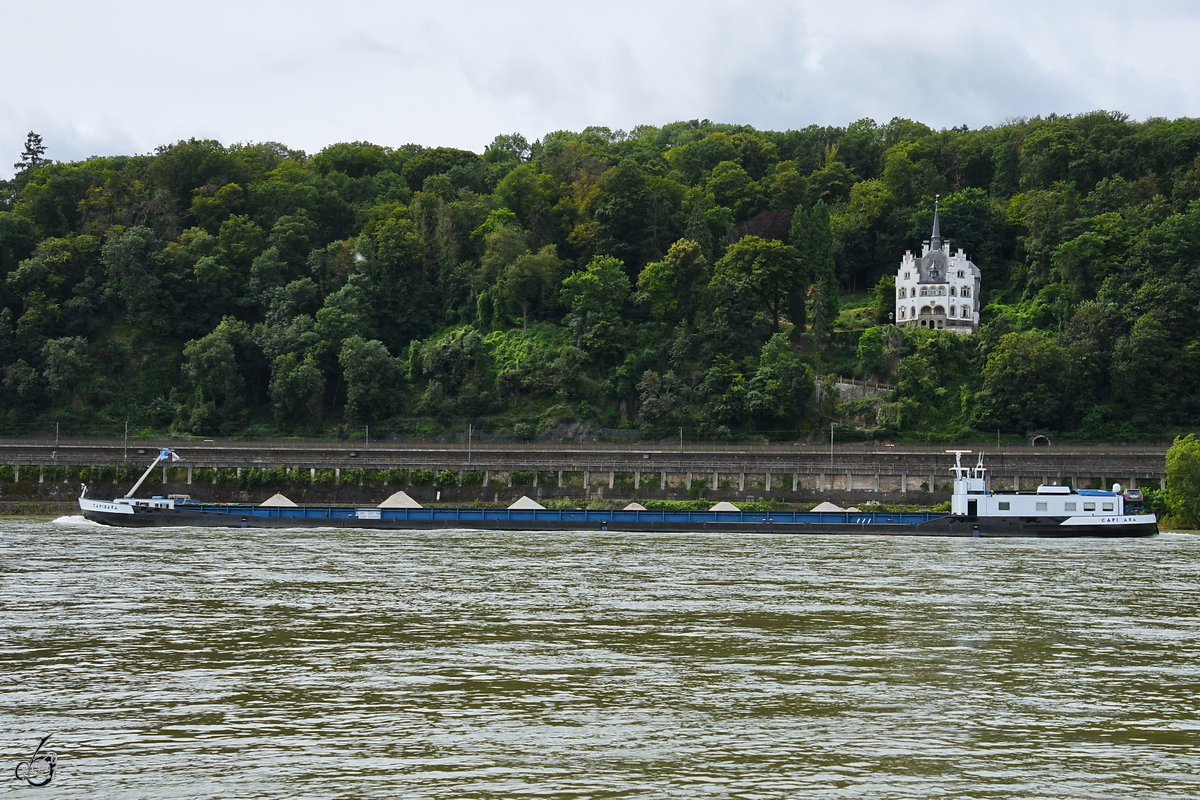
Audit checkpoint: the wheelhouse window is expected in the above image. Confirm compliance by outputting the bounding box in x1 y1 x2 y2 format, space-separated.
1084 502 1096 511
998 502 1010 510
1065 502 1076 511
1103 502 1114 511
1036 502 1048 511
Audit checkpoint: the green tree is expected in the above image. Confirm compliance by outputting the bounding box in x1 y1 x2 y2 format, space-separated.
40 336 90 404
665 132 740 184
151 138 250 211
745 333 813 424
357 213 435 349
189 183 245 232
3 359 43 414
484 133 531 164
768 161 807 213
561 255 631 363
635 238 710 327
312 141 394 178
411 326 487 413
101 227 169 332
892 328 977 430
636 370 687 436
697 355 746 426
1166 434 1200 529
180 319 253 433
707 161 765 220
714 236 803 333
315 276 373 350
216 214 266 272
13 132 50 174
267 213 318 268
493 164 563 246
791 201 837 337
339 335 402 423
247 176 320 230
856 326 888 380
0 212 39 276
972 330 1080 431
594 158 653 271
401 147 480 190
479 223 529 289
881 142 920 206
497 245 560 329
870 274 896 325
807 159 856 206
1110 314 1171 423
939 187 999 262
269 350 325 425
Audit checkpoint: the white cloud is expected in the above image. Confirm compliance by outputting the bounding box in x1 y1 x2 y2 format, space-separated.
2 0 1198 179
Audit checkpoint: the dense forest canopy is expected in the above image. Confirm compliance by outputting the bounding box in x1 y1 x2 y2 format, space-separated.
3 112 1200 441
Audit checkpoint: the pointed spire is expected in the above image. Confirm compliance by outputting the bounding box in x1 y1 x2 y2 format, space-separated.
930 195 942 251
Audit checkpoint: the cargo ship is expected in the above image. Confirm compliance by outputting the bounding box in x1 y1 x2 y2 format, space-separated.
78 450 1158 538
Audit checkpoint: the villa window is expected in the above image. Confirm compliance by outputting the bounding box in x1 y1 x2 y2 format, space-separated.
950 286 957 296
950 306 956 317
900 308 906 319
958 271 965 278
899 287 906 298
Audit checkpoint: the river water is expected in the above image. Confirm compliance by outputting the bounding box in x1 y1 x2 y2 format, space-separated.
3 518 1199 799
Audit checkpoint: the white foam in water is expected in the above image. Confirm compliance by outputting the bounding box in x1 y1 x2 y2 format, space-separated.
53 515 103 526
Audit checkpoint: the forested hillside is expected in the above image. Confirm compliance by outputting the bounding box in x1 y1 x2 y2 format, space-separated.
2 112 1200 441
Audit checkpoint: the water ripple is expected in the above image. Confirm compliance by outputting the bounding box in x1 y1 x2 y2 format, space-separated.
2 521 1198 797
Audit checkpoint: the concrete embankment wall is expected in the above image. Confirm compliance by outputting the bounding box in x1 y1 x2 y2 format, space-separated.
0 440 1168 510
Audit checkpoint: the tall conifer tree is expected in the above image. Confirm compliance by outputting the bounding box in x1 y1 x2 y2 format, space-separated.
13 132 49 173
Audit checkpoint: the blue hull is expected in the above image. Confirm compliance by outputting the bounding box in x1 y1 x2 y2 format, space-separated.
80 503 1158 538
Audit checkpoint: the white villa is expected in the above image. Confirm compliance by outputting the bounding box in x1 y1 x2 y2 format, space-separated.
895 202 980 333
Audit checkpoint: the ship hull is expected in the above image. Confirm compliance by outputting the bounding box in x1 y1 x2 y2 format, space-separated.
78 502 1158 538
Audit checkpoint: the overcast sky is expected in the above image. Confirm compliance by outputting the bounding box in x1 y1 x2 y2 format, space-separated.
2 0 1198 179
